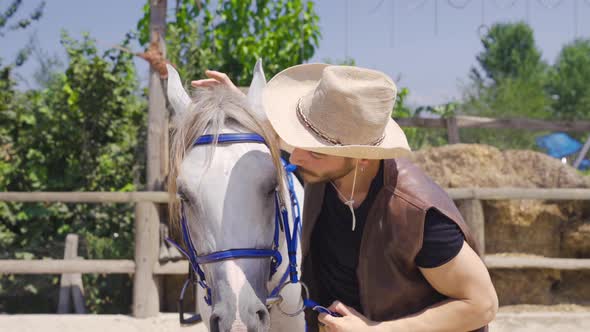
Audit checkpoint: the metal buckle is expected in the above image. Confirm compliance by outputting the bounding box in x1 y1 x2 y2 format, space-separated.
270 281 309 317
265 295 283 308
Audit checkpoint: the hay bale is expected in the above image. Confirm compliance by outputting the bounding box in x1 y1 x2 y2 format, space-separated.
490 268 561 305
412 144 590 189
412 144 590 306
562 222 590 258
484 201 564 257
502 150 590 188
412 144 590 257
412 144 530 188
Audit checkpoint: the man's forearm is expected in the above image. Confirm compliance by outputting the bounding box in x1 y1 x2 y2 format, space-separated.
375 297 496 332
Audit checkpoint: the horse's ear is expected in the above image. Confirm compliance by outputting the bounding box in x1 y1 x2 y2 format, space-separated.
166 64 191 116
248 58 266 118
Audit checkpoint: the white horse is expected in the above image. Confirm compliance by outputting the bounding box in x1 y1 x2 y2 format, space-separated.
166 61 305 332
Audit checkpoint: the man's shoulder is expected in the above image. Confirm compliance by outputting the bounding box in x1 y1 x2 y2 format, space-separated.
383 158 454 211
384 158 442 193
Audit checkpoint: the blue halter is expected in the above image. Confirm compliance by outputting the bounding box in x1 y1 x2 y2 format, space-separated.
167 133 306 322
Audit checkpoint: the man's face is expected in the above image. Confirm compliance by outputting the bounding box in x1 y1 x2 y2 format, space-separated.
289 148 355 184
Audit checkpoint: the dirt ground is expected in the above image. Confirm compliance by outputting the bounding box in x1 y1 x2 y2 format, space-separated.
1 306 589 332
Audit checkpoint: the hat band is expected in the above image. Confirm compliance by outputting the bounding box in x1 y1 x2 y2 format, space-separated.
296 98 385 147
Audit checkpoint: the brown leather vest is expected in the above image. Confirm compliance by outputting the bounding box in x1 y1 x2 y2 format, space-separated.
300 158 487 332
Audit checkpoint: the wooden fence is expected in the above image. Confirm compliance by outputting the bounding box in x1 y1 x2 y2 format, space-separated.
395 115 590 144
1 189 590 317
395 114 590 169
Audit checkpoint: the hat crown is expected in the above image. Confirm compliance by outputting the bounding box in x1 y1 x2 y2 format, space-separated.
262 63 411 159
301 66 398 146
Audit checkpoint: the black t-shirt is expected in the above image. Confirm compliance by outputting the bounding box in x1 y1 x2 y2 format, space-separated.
310 162 464 312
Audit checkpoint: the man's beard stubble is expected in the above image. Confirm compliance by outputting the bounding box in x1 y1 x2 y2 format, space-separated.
296 160 356 184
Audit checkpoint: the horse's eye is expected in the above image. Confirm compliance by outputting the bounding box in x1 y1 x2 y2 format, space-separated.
267 184 278 196
177 192 188 202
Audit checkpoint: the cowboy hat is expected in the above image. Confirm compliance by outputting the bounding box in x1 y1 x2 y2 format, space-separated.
263 63 411 159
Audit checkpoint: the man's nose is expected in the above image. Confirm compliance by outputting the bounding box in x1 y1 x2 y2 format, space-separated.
289 148 307 166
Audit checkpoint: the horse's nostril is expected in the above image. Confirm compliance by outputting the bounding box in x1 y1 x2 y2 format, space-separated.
210 314 220 332
256 308 269 326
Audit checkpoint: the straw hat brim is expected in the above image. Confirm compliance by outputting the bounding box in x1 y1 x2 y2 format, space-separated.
263 63 411 160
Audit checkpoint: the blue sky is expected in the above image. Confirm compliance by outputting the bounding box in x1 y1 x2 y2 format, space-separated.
2 0 589 106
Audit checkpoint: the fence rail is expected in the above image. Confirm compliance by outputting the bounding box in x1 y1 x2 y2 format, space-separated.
0 191 169 203
2 188 590 203
485 256 590 270
447 188 590 200
395 115 590 132
3 255 589 275
394 114 590 145
2 188 590 316
0 260 136 274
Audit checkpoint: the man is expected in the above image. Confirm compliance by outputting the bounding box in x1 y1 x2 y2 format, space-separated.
193 64 498 332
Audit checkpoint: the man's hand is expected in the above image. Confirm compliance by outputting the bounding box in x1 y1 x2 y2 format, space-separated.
318 301 381 332
191 70 243 96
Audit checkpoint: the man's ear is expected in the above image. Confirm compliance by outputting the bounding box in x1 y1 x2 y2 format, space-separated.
358 159 372 171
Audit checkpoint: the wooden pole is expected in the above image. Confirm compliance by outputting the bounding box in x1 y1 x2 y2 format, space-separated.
70 256 86 314
457 199 485 257
133 202 161 317
133 0 168 318
573 136 590 169
146 0 168 193
446 116 460 144
57 234 78 313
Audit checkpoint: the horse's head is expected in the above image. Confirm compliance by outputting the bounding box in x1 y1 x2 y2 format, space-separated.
167 62 283 331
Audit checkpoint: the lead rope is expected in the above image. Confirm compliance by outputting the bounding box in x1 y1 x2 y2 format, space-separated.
330 160 359 231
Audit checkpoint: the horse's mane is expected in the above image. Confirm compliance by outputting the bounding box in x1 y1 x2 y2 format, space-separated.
168 85 284 241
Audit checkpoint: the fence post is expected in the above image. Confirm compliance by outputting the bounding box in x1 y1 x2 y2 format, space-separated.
133 202 160 317
133 0 168 318
70 256 86 314
446 116 460 144
58 234 78 313
457 199 485 257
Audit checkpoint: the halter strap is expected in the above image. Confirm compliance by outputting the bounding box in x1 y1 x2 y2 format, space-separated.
195 248 282 265
193 133 266 146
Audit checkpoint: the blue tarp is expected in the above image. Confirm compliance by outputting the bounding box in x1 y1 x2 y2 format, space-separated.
536 132 589 170
536 132 583 158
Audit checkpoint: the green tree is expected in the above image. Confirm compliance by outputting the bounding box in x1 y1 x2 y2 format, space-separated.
548 39 590 120
137 0 321 85
461 22 552 150
467 21 550 119
0 0 45 66
471 21 546 86
390 89 449 150
1 0 46 172
0 32 146 314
